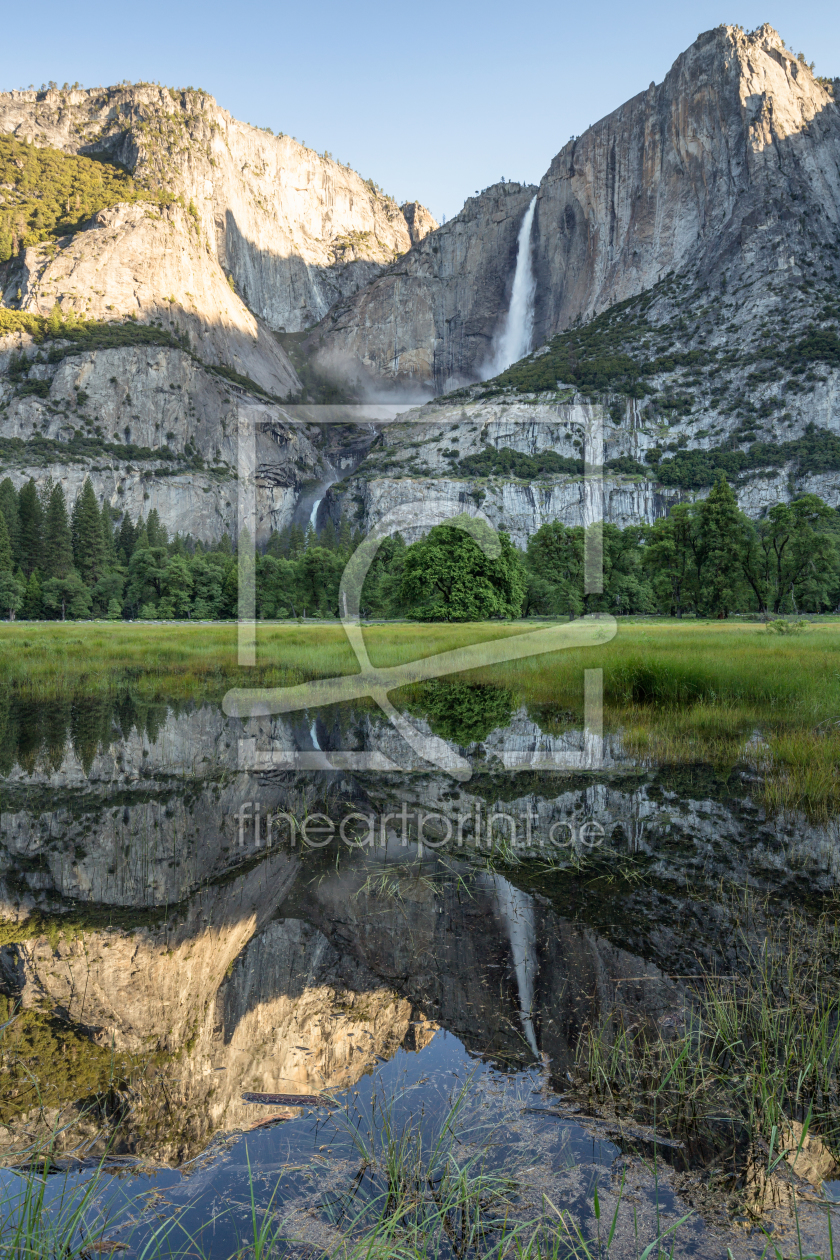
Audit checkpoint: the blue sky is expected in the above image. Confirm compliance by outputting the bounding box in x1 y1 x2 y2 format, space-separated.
3 0 838 223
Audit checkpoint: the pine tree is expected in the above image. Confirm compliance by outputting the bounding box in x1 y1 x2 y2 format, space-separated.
17 479 43 577
146 509 167 549
288 524 305 557
43 484 74 579
101 505 117 564
338 518 353 555
38 475 55 515
0 508 12 572
265 528 289 558
22 571 43 619
0 477 20 566
698 475 745 617
117 513 137 564
71 478 104 584
321 518 337 551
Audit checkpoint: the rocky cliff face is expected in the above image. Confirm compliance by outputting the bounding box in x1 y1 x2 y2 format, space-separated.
400 200 438 246
0 329 348 542
328 390 840 542
1 28 839 545
15 203 299 396
313 24 840 530
313 25 840 397
0 84 440 542
310 183 538 394
0 84 436 334
531 24 840 338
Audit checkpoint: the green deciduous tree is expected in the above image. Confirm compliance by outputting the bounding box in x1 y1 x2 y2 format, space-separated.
643 504 699 616
125 544 168 614
525 521 584 617
752 495 840 614
0 571 24 620
401 517 526 621
161 553 194 618
42 571 92 620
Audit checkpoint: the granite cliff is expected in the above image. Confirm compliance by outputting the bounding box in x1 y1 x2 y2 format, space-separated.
0 83 436 334
316 23 840 529
0 83 436 544
314 24 840 394
1 24 839 546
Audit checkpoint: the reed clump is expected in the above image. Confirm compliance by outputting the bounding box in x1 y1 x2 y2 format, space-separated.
572 905 840 1170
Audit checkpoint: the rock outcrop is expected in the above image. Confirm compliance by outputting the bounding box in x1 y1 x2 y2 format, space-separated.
400 200 439 246
16 203 299 396
531 24 840 337
310 183 537 394
0 83 436 334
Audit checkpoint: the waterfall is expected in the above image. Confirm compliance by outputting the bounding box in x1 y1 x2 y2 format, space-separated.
309 498 322 532
482 195 538 378
492 874 539 1057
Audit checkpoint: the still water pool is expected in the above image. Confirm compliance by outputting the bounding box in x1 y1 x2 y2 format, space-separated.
1 691 839 1257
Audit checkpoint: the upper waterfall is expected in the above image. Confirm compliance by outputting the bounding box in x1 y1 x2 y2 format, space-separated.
481 194 538 379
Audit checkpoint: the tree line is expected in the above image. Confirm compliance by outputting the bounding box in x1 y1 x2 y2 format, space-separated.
0 476 239 621
0 473 838 621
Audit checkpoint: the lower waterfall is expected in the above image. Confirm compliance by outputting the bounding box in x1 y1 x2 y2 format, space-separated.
482 194 538 378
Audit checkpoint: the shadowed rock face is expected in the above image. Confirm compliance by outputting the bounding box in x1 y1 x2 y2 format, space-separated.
311 24 840 397
309 183 538 395
530 24 840 340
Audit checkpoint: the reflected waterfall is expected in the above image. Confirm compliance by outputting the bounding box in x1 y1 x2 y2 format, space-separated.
492 873 539 1056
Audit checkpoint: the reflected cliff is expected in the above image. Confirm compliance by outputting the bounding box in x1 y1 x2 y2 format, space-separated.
0 689 838 1168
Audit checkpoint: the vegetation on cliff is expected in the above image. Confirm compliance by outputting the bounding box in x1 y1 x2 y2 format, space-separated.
465 270 840 490
0 305 183 351
0 133 171 262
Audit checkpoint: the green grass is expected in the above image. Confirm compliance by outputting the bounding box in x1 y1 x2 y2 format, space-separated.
2 619 840 815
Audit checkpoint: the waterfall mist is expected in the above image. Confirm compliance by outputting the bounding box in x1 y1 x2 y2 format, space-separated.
481 195 538 379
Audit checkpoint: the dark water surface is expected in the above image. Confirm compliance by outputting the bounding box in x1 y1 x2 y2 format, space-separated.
1 692 839 1256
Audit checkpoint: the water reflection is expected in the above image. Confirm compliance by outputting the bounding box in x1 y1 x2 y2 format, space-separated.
1 690 839 1254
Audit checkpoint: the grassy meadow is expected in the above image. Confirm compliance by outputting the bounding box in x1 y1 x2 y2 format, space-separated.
1 617 839 816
